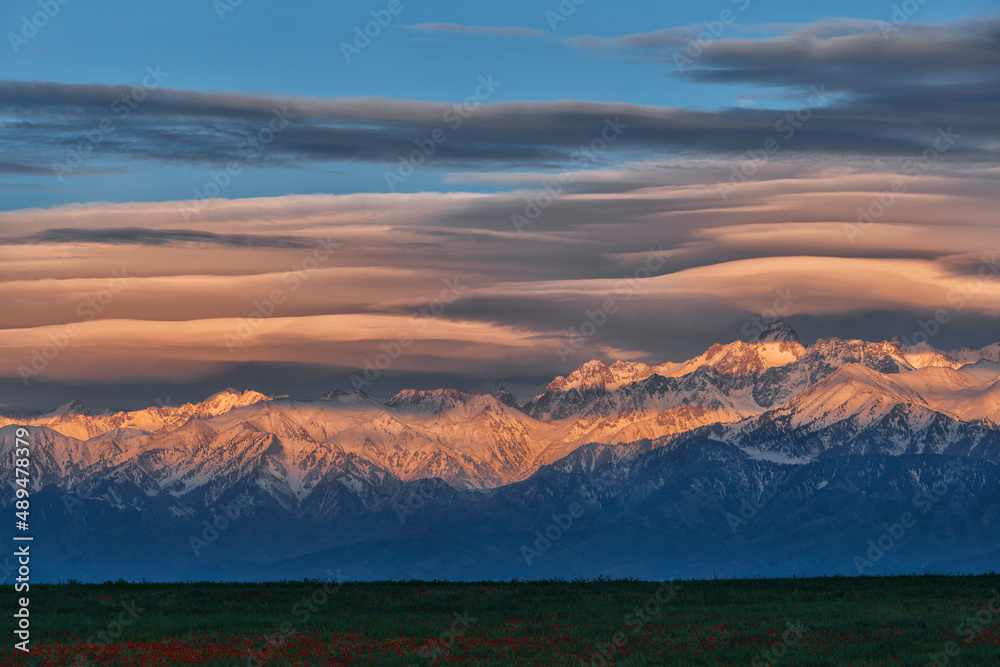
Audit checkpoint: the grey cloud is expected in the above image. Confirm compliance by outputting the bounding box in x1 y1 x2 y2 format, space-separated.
0 159 53 176
936 253 1000 278
2 14 999 178
0 155 118 177
7 227 323 248
408 23 548 37
579 16 1000 90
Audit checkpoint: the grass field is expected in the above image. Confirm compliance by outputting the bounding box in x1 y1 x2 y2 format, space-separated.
2 575 999 665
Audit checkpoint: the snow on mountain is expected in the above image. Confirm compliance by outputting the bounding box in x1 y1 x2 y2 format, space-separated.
754 363 999 432
892 366 989 416
0 424 121 490
783 363 931 429
944 340 1000 365
9 328 1000 511
660 337 806 378
695 362 1000 462
527 331 911 431
0 388 272 441
953 376 1000 424
660 320 806 377
530 367 764 465
539 322 807 392
200 388 272 414
778 362 1000 428
543 360 665 393
749 337 917 409
361 388 563 486
902 340 1000 369
958 359 1000 383
529 322 809 420
757 320 802 344
9 326 1000 582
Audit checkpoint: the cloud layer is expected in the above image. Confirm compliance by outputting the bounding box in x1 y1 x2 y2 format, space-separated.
2 162 998 408
2 15 998 412
2 16 998 178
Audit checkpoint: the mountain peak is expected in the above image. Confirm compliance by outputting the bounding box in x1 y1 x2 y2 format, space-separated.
386 387 482 413
46 399 112 419
321 387 370 400
546 359 654 393
488 380 521 409
200 389 271 413
756 320 800 344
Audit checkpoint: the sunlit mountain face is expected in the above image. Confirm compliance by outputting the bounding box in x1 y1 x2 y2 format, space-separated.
4 324 1000 581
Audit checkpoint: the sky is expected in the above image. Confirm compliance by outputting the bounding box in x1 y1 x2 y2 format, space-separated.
1 0 999 412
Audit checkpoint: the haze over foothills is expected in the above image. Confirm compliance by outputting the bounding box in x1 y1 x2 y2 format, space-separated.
1 0 999 413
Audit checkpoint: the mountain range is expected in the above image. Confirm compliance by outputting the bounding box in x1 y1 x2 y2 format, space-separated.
3 322 999 582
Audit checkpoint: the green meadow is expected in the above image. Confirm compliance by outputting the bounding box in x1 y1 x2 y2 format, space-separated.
2 574 998 665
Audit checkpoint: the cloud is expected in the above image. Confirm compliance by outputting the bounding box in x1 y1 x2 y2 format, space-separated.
0 164 997 353
0 82 991 171
2 15 998 177
8 227 324 248
0 155 117 177
576 16 1000 91
408 23 547 38
2 14 998 409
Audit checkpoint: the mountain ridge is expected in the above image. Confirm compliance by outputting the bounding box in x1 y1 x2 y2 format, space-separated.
4 322 1000 581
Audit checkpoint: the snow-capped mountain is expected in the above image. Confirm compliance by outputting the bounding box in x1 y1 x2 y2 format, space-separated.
4 322 1000 582
902 340 1000 370
538 323 805 397
0 389 271 441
